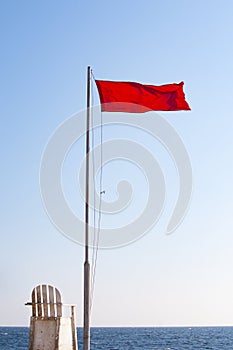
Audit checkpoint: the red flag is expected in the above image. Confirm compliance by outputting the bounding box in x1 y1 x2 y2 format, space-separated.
95 80 191 113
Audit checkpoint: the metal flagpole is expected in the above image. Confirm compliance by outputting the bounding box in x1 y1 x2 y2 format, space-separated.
83 66 91 350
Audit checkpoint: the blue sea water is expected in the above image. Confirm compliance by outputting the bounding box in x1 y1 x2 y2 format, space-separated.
1 326 233 349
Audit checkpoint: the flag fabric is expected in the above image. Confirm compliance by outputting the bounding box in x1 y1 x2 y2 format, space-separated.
95 80 191 113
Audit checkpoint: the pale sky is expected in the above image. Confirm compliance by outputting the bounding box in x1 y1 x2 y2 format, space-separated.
1 0 233 327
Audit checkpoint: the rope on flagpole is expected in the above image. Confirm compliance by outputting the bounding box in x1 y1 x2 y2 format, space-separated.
90 72 96 261
90 71 103 310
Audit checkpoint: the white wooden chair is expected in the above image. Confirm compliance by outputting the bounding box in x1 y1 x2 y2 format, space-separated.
26 285 78 350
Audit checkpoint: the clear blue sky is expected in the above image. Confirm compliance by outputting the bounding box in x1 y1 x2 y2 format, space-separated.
1 0 233 327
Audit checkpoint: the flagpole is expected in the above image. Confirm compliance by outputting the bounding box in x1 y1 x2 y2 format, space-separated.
83 66 91 350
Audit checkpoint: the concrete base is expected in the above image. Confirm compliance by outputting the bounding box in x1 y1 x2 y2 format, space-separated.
29 317 76 350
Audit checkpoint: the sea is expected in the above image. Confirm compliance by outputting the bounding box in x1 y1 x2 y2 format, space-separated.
1 326 233 349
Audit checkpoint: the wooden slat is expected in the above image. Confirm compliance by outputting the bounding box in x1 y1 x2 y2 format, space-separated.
36 285 42 317
42 285 48 318
31 288 36 317
71 305 78 350
48 285 55 317
55 288 62 317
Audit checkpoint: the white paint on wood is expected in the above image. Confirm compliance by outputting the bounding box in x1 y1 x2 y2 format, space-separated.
31 289 36 317
55 288 62 317
36 285 42 317
42 285 48 318
49 285 55 317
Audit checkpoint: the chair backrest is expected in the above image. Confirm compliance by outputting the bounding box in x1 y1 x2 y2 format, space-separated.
31 284 62 318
